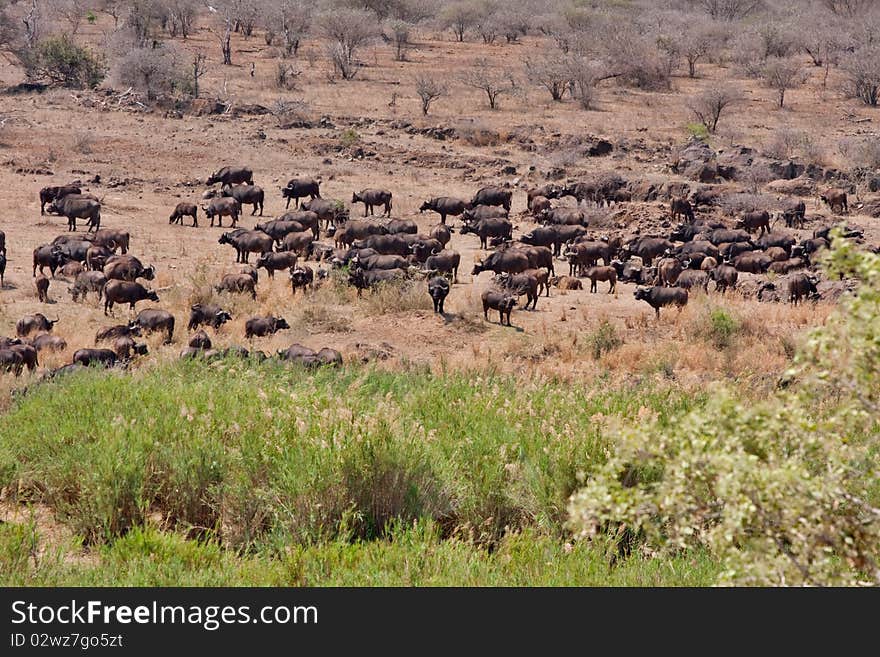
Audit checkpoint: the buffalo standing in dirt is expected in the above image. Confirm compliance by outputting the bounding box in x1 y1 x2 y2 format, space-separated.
352 189 393 217
222 184 264 216
634 286 689 318
460 217 512 250
219 230 273 264
47 195 101 232
289 265 314 295
481 289 516 326
207 166 253 186
133 308 175 343
471 186 512 212
282 177 321 209
34 274 49 302
203 197 241 228
170 202 199 227
103 280 159 315
103 256 155 282
780 199 806 229
494 272 539 310
819 188 848 214
788 273 820 305
419 197 466 225
30 333 67 352
32 244 69 277
709 264 738 293
584 266 617 294
424 250 460 282
472 249 529 276
347 267 407 294
427 276 450 313
670 197 695 222
216 273 257 299
39 185 81 214
736 210 771 236
256 251 298 279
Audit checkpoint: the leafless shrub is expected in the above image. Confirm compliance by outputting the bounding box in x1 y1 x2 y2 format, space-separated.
600 26 670 91
840 45 880 106
318 8 378 80
440 0 478 42
115 43 188 100
566 57 607 110
191 51 207 98
260 0 310 57
761 57 807 108
523 52 571 102
719 192 774 216
72 131 94 154
838 137 880 168
691 0 764 22
158 0 197 38
414 74 446 115
765 128 814 160
274 61 300 90
688 86 740 133
460 58 517 110
387 19 411 62
822 0 876 17
272 97 311 128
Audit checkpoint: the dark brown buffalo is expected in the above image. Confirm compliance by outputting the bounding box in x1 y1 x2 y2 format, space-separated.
16 313 58 337
39 185 81 214
460 217 513 250
189 330 213 349
472 249 530 276
103 280 159 315
767 257 806 274
256 251 298 278
289 265 314 295
277 344 342 368
756 232 796 253
511 245 554 275
219 230 273 263
72 348 118 367
353 253 410 271
352 189 393 217
584 266 617 293
429 224 452 247
678 240 720 262
481 289 516 325
471 186 512 212
709 264 738 293
462 205 508 223
7 343 38 371
187 304 232 331
32 244 69 277
170 202 199 227
334 220 388 248
424 250 461 282
634 286 689 318
114 336 148 359
527 184 562 210
819 188 848 214
564 241 613 275
255 219 306 244
411 238 444 263
736 210 771 235
222 184 264 216
733 252 772 274
202 197 241 228
522 267 550 297
35 274 49 302
86 244 113 271
216 273 257 299
30 333 67 352
529 195 551 216
494 272 539 310
719 241 755 260
656 256 683 287
0 348 24 375
103 256 155 282
207 166 253 186
670 197 695 222
550 275 582 290
707 228 752 246
386 219 417 235
675 270 710 292
92 229 130 253
351 234 412 257
47 195 101 232
347 267 407 293
277 210 321 238
282 177 321 209
95 324 141 344
278 230 315 256
427 276 450 313
133 308 175 343
59 261 84 279
788 273 820 305
419 197 466 224
245 316 290 339
301 199 348 231
622 237 674 266
780 199 806 228
539 207 585 226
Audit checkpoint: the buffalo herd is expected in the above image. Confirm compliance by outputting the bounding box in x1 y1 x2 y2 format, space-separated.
0 162 858 378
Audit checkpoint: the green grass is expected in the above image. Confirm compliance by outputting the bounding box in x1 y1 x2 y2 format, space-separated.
0 359 714 585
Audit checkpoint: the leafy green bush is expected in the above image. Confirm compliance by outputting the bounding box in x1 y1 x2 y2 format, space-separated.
23 36 104 89
586 319 623 360
569 233 880 586
686 121 710 141
702 308 740 349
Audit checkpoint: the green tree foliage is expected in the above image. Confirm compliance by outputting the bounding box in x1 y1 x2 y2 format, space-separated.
23 36 105 89
569 232 880 586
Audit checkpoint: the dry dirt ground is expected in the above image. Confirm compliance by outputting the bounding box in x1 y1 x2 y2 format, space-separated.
1 20 877 401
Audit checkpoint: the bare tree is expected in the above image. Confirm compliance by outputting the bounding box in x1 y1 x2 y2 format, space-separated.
566 57 610 110
159 0 197 38
762 58 806 108
318 8 378 80
841 45 880 106
693 0 763 21
387 19 411 62
524 52 571 102
822 0 875 17
460 58 516 109
22 0 43 48
261 0 310 57
99 0 125 27
191 50 207 97
208 0 235 65
415 74 446 115
116 44 186 99
51 0 88 36
688 85 740 133
440 0 478 42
